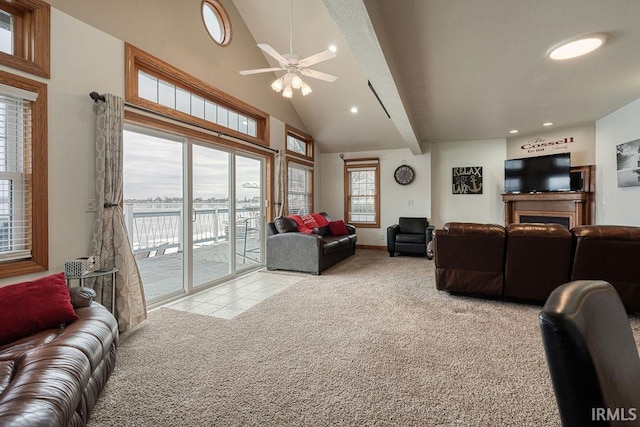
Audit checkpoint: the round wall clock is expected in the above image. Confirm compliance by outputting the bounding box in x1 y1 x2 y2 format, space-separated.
394 164 415 185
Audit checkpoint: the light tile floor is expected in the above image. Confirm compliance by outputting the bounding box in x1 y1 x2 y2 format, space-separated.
162 269 304 319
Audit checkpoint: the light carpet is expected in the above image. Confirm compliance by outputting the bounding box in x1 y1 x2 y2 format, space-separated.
89 249 640 426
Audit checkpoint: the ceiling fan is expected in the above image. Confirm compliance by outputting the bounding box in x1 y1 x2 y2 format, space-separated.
239 0 337 98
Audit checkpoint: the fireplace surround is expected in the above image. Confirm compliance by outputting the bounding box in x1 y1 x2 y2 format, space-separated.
502 165 594 227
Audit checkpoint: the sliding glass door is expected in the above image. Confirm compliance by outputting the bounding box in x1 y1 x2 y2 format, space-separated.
192 144 231 288
124 127 265 305
123 129 185 303
235 154 263 273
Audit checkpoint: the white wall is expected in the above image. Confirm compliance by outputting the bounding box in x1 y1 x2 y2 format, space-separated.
319 148 431 247
595 97 640 226
431 139 506 228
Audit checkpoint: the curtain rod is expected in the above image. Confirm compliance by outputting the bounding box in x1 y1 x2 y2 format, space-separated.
89 91 105 102
124 103 280 154
88 92 279 154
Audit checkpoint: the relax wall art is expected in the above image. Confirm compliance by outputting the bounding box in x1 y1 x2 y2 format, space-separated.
452 166 483 194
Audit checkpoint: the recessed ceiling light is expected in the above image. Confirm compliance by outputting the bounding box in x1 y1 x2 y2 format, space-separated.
548 34 606 60
350 106 358 113
543 122 554 127
329 44 337 53
509 129 519 134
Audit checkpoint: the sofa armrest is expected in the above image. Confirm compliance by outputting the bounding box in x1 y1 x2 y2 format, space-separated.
267 232 324 274
69 286 96 309
345 223 356 235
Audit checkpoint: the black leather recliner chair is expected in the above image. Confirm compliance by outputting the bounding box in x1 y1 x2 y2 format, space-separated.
387 217 435 259
539 280 640 427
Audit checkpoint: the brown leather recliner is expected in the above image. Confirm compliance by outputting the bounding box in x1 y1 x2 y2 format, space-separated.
539 280 640 426
504 223 573 302
434 222 506 296
571 225 640 313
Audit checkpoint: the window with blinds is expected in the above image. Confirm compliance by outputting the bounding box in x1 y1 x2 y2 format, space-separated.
344 158 380 228
0 90 33 262
287 161 313 215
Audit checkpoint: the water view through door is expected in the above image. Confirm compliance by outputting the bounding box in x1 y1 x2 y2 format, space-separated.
124 128 265 306
235 155 263 273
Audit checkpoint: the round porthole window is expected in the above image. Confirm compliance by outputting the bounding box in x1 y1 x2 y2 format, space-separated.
202 0 232 46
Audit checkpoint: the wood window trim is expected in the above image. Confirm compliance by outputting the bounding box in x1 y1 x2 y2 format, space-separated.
125 43 269 148
0 69 48 279
0 0 50 78
343 157 381 228
285 157 314 215
285 124 314 162
124 109 275 222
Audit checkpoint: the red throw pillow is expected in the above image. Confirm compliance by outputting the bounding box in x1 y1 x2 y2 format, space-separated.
310 213 330 227
287 215 314 234
0 272 78 346
328 220 350 236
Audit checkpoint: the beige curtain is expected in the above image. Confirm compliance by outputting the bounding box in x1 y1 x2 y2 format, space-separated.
274 151 286 217
91 94 147 332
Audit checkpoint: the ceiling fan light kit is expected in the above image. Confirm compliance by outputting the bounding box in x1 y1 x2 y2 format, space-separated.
239 0 337 98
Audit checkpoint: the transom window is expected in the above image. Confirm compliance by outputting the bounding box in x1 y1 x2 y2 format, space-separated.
125 43 269 147
0 0 50 78
202 0 232 46
286 125 313 161
0 10 11 54
344 158 380 228
138 71 257 138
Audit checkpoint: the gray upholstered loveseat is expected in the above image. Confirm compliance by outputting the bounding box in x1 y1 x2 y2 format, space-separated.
266 212 357 274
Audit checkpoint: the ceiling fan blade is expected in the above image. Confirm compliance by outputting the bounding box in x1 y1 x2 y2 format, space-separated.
257 43 289 67
300 68 338 83
239 67 282 76
298 50 336 68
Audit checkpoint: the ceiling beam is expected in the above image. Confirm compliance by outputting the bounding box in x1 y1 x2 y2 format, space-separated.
322 0 426 155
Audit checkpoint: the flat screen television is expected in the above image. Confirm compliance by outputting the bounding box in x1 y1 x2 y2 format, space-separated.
504 153 571 193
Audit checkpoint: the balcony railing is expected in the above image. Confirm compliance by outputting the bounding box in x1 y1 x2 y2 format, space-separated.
123 203 261 254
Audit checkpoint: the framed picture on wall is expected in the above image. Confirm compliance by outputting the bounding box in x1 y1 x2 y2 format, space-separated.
616 139 640 187
452 166 483 194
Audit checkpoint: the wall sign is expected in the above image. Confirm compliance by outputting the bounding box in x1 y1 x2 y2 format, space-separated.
616 138 640 187
506 123 595 166
452 166 483 194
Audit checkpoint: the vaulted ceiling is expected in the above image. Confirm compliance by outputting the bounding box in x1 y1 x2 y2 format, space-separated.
233 0 640 154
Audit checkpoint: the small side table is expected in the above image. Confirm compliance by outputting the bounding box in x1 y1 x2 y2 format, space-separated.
66 268 118 315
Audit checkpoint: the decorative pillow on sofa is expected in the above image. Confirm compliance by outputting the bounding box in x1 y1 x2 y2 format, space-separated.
328 220 350 236
0 272 78 346
274 216 298 233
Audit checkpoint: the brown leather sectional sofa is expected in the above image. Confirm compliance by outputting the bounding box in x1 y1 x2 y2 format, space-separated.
434 222 640 312
0 287 118 426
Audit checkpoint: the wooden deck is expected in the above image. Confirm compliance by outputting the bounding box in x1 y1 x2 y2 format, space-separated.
136 237 262 302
